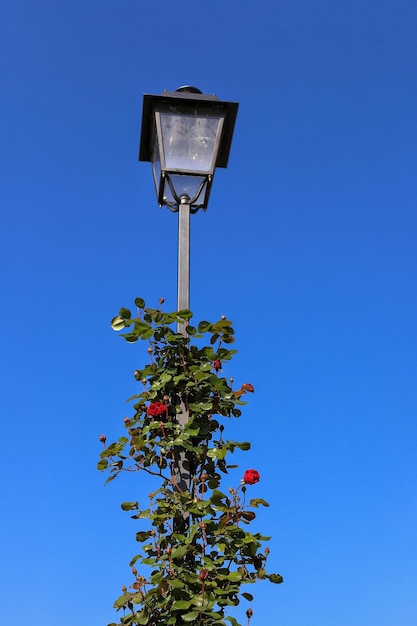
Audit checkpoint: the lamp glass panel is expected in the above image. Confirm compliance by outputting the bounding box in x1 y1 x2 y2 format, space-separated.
160 111 223 174
151 127 162 199
163 174 207 205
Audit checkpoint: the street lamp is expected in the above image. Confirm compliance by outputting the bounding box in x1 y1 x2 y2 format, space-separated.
138 86 238 510
139 86 238 320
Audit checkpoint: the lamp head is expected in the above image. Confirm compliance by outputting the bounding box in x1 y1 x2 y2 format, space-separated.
139 87 238 212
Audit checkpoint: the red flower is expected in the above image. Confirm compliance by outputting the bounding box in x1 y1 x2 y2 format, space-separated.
213 359 221 371
242 469 260 485
147 402 168 419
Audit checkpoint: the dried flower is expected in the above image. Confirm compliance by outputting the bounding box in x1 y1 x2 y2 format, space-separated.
242 382 255 393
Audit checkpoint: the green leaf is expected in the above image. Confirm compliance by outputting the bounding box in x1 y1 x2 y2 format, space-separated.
171 545 188 558
249 498 270 508
121 333 138 343
111 316 125 331
241 592 254 601
178 309 193 320
241 511 256 522
268 573 284 584
198 320 212 333
119 307 132 319
227 572 242 582
182 611 200 622
113 593 130 609
134 320 152 332
97 459 108 470
237 441 251 451
120 501 139 511
172 600 192 610
135 531 152 542
135 297 145 308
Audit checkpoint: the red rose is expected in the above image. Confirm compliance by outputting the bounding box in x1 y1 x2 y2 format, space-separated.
213 359 221 371
147 402 168 419
242 469 260 485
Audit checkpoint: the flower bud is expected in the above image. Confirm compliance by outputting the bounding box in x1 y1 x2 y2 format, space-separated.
221 314 226 320
246 608 253 619
99 434 106 443
121 585 127 593
124 417 130 424
132 567 137 576
199 569 208 581
147 347 153 354
163 395 169 402
265 547 270 555
159 297 165 305
134 370 140 380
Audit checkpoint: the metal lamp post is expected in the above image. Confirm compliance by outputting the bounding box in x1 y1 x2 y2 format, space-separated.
138 86 238 510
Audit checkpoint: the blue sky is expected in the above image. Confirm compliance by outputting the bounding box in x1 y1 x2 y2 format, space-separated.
2 1 417 624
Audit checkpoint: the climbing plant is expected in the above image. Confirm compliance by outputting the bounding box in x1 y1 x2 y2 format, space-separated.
98 297 283 626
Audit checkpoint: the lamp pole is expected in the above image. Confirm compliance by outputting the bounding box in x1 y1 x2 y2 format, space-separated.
139 86 238 518
174 195 192 502
177 196 191 335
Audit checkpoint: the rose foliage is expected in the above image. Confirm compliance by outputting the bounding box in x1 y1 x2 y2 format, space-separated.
98 298 283 626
